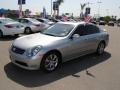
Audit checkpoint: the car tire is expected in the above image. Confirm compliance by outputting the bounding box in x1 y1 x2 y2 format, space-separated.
14 34 19 38
96 42 105 55
24 27 32 34
40 52 61 72
0 30 3 38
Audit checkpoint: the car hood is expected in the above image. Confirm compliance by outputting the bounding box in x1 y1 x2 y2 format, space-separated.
13 33 62 49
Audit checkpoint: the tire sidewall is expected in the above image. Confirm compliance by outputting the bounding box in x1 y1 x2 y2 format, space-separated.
97 42 105 55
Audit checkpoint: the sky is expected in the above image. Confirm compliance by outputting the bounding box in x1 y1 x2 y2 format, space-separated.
0 0 120 18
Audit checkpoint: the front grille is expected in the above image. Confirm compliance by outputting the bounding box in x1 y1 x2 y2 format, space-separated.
12 46 25 55
15 61 28 67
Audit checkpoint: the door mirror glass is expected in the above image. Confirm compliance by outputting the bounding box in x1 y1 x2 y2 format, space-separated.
72 34 80 39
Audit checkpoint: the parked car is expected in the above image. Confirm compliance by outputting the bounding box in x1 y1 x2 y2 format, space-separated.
49 18 61 23
0 17 24 38
99 21 106 25
36 18 54 25
108 21 114 26
91 20 97 24
117 22 120 27
18 18 49 34
9 22 109 72
67 19 76 22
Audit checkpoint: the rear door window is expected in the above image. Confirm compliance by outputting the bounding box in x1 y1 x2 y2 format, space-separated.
84 25 100 35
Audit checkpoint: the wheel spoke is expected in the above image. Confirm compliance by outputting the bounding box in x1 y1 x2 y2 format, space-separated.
44 54 59 71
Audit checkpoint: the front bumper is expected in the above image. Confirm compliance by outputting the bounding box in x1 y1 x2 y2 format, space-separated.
9 50 43 70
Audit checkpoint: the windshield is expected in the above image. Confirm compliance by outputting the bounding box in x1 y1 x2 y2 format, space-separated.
43 19 51 22
41 23 74 37
0 18 15 23
28 18 40 23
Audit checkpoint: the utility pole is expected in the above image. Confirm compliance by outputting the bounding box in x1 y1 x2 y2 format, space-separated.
97 1 102 18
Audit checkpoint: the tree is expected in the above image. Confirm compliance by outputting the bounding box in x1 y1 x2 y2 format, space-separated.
56 0 64 16
80 3 86 19
103 16 111 23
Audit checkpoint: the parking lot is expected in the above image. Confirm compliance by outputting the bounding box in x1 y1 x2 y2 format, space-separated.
0 26 120 90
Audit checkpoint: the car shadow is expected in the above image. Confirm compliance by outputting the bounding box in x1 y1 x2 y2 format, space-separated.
0 36 18 41
4 52 111 87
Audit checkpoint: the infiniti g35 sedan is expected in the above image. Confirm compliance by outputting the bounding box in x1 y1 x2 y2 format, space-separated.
9 22 109 72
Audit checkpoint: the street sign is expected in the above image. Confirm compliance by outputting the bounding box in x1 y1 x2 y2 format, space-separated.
53 2 59 10
85 7 91 15
18 0 26 5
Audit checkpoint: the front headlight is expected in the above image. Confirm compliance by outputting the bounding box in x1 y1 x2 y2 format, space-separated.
26 45 42 57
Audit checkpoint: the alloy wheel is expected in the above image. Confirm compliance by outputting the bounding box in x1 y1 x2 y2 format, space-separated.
44 54 59 71
97 42 105 55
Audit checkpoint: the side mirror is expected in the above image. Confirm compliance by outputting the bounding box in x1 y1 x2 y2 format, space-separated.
70 34 80 39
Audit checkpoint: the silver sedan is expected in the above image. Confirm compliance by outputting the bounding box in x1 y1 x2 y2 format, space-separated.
9 22 109 72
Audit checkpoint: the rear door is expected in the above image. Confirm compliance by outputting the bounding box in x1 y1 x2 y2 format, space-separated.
82 24 101 51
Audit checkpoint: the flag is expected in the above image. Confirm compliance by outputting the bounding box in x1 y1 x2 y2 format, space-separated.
84 15 92 23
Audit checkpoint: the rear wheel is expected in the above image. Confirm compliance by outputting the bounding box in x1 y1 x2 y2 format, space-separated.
97 42 105 55
40 52 61 72
0 30 3 38
24 27 32 34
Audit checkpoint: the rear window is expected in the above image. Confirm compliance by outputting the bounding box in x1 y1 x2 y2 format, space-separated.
28 18 40 23
0 18 15 23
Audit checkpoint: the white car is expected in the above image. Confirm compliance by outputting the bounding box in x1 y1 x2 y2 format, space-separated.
36 18 54 25
0 18 24 38
117 22 120 27
18 18 49 34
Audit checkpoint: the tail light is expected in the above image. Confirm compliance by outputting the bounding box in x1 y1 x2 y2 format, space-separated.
4 25 13 28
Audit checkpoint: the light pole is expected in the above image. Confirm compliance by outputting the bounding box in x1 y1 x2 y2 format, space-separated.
86 2 94 7
19 0 23 18
97 1 102 18
51 0 53 17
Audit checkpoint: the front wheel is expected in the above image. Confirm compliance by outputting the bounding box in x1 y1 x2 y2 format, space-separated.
40 52 61 72
24 27 32 34
96 42 105 55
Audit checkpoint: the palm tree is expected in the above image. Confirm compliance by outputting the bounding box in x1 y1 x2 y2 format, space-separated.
80 3 86 19
56 0 64 16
